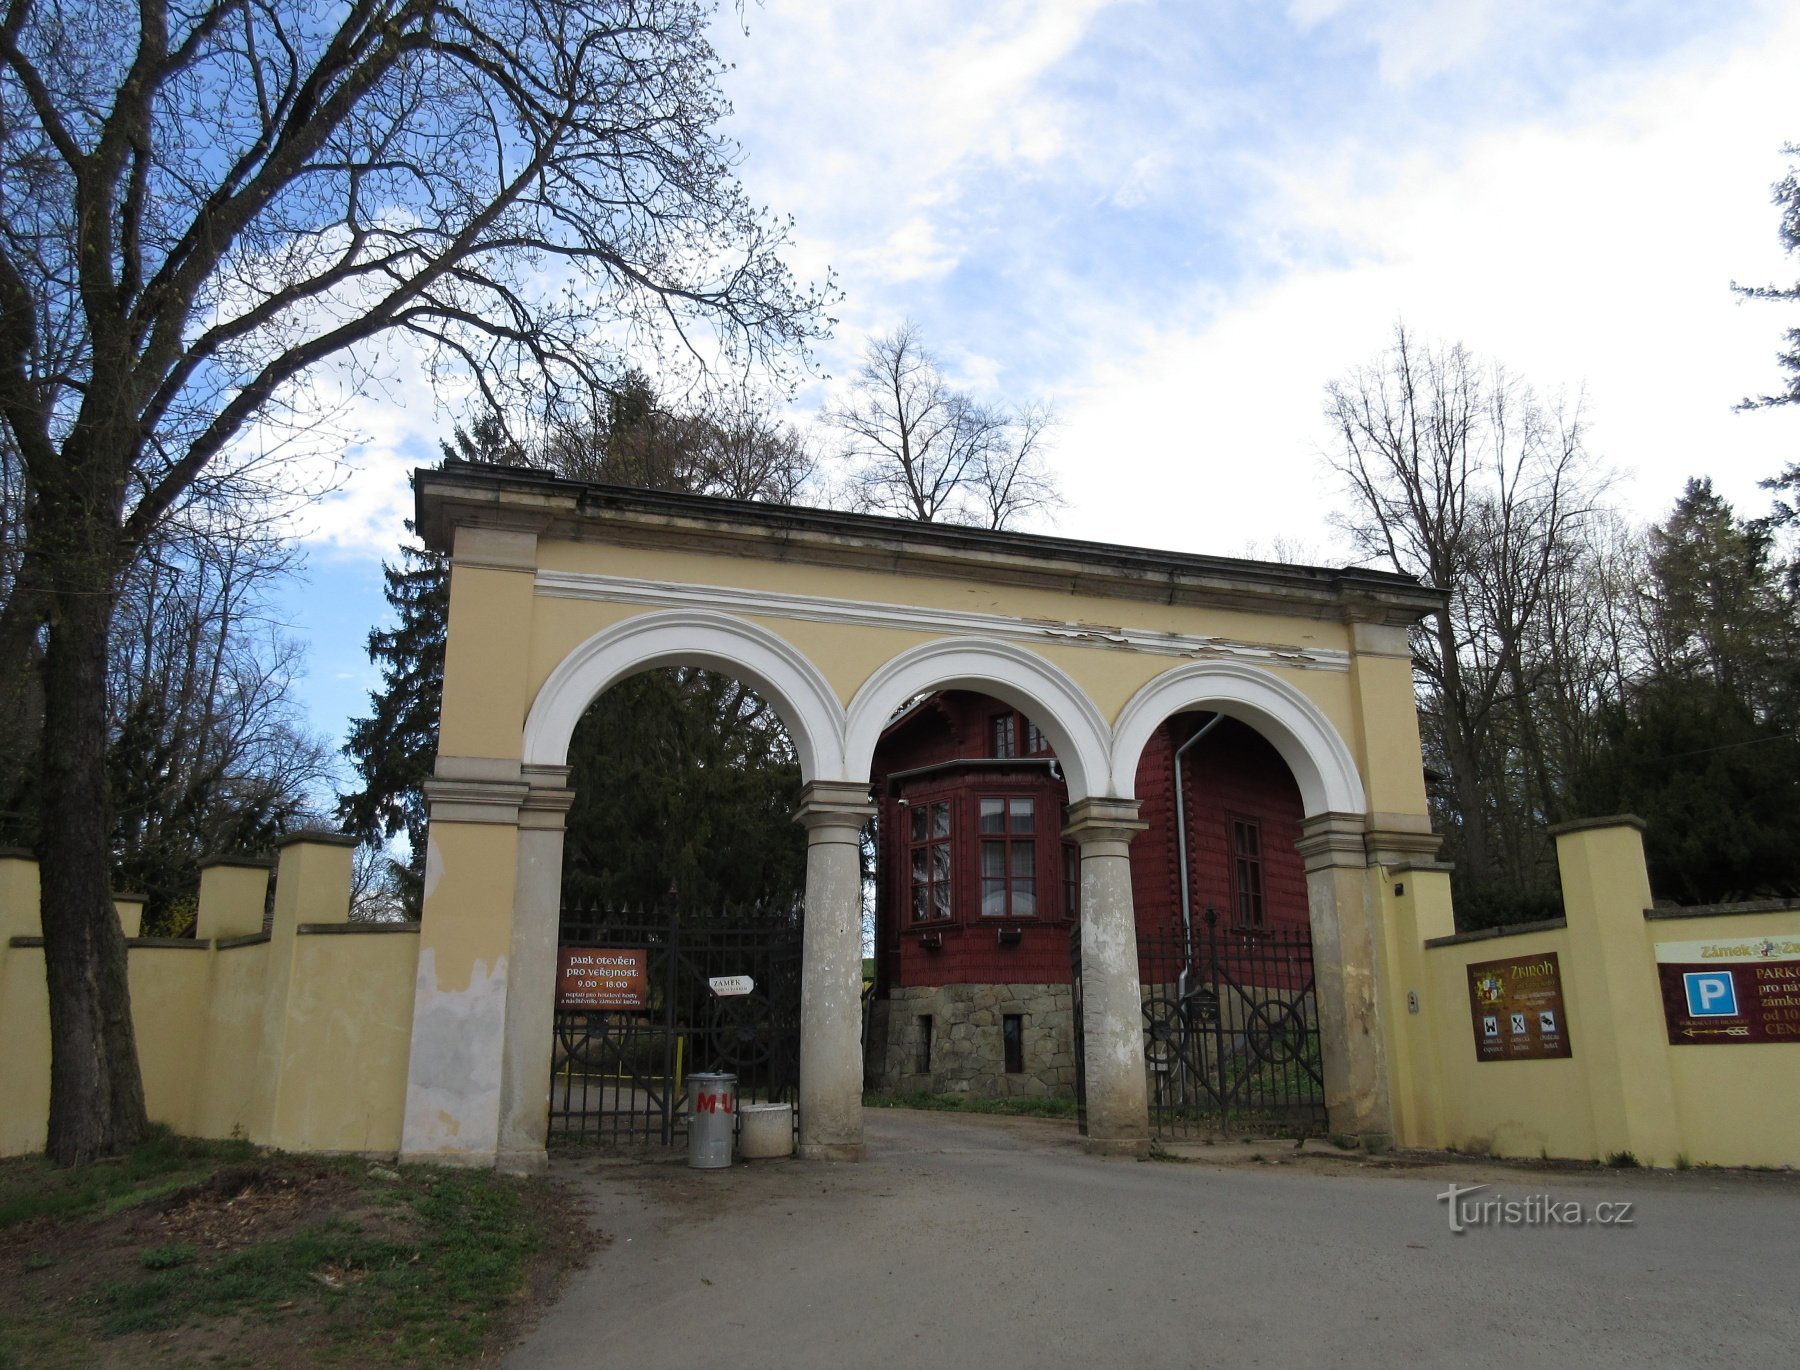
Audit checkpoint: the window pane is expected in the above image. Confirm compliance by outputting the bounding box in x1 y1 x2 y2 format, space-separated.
913 887 928 920
979 799 1005 833
982 841 1005 877
933 843 951 880
991 714 1016 758
912 849 927 883
981 879 1007 915
1011 798 1035 832
911 806 927 842
934 884 951 919
1012 881 1036 916
1011 840 1035 877
932 802 950 838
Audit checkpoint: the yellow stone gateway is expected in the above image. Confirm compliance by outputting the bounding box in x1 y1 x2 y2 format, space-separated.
403 461 1443 1168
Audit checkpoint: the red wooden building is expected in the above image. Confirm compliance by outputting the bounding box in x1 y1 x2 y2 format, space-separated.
865 689 1311 1097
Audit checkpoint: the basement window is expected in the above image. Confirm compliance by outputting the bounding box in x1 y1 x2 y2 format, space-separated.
1003 1014 1024 1074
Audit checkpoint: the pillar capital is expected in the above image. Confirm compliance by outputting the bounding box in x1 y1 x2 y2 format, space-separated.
1296 810 1369 872
1062 796 1147 851
518 764 575 832
424 755 529 825
793 780 877 839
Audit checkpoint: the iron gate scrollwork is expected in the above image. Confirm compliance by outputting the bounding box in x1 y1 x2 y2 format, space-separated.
550 899 802 1147
1139 906 1325 1136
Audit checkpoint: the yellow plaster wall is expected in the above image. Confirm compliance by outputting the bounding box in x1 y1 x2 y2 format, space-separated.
1420 927 1600 1160
0 856 48 1155
272 931 419 1153
439 533 538 759
1641 909 1800 1169
417 823 520 990
127 948 211 1133
0 845 420 1161
190 942 272 1140
525 546 1368 768
1406 827 1800 1169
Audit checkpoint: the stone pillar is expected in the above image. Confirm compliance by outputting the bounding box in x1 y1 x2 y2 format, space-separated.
401 523 541 1168
793 780 876 1161
196 856 275 941
253 832 358 1149
1296 811 1393 1146
113 893 146 939
1551 817 1681 1166
1064 797 1150 1156
401 761 528 1167
496 765 574 1173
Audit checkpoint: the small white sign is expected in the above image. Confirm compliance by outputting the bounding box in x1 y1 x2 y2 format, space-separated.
709 975 755 997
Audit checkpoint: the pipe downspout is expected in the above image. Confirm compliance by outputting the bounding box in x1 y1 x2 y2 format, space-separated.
1173 712 1224 1002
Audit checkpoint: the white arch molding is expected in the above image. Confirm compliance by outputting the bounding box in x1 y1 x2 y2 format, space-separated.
521 609 849 781
1108 660 1367 816
843 638 1112 803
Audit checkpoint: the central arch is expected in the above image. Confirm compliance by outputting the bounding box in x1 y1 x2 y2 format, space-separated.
844 638 1112 803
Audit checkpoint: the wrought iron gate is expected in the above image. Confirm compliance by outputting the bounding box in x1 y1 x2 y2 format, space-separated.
1139 907 1326 1137
1068 911 1323 1138
549 900 802 1147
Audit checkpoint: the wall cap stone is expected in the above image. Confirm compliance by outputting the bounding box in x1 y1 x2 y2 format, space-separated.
1644 900 1800 922
1424 917 1568 949
274 830 360 849
197 853 276 870
1546 814 1645 837
297 921 422 935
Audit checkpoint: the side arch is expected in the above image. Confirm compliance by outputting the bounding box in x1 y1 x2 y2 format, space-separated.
844 638 1111 802
1109 661 1366 816
521 609 848 781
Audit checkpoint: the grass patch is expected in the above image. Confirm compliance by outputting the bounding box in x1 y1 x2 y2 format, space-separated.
0 1136 591 1368
1605 1150 1642 1169
863 1090 1079 1119
0 1126 256 1230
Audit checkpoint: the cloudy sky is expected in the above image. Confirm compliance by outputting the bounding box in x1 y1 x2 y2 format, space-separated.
285 0 1800 769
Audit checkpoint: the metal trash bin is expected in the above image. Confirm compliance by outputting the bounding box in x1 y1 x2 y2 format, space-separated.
686 1072 737 1169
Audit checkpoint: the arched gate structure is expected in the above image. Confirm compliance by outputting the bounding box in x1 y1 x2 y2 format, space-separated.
403 464 1444 1168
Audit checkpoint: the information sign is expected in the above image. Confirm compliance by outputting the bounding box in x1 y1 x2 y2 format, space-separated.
1655 936 1800 1045
1466 951 1573 1062
557 946 648 1011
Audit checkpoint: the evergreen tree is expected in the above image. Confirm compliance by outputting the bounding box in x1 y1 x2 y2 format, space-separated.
1572 481 1800 902
338 382 815 916
561 669 805 911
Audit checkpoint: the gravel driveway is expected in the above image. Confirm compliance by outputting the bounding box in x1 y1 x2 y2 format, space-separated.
506 1108 1797 1369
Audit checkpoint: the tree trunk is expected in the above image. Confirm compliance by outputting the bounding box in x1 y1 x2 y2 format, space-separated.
37 539 148 1166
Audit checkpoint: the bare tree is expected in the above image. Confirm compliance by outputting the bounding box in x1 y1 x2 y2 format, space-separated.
1325 325 1603 899
825 323 1059 528
1 0 828 1164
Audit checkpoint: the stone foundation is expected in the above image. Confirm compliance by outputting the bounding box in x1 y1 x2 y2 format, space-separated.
867 983 1076 1098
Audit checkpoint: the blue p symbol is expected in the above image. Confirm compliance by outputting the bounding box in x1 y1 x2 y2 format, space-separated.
1683 972 1737 1017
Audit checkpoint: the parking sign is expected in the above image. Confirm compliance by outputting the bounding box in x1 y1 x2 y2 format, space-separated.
1682 971 1737 1018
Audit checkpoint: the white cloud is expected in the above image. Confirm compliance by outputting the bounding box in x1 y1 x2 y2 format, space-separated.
1048 3 1800 561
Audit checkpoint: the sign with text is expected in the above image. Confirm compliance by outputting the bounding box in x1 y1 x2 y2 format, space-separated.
557 946 648 1011
1466 951 1573 1062
1655 936 1800 1046
708 975 754 997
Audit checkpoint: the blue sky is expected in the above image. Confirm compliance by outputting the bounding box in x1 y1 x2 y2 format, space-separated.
277 0 1800 790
